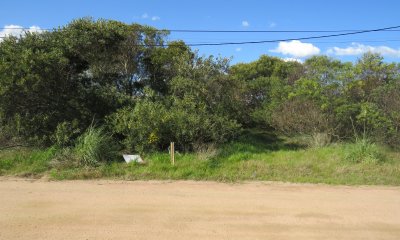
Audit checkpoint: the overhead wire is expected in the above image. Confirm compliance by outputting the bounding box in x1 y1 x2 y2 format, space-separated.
179 25 400 46
0 25 399 46
1 26 400 33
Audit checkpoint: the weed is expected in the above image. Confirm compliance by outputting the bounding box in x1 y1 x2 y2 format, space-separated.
74 125 120 166
344 138 386 164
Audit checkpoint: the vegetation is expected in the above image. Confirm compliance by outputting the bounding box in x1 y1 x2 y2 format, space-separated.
1 18 400 185
1 130 400 185
70 125 120 166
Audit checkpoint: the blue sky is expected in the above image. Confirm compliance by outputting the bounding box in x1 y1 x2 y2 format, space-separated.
1 0 400 64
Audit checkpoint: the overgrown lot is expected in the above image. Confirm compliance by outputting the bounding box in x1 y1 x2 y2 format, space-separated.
1 18 400 185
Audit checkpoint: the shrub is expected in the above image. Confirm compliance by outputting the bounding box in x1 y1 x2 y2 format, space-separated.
193 143 218 161
108 97 241 153
271 97 333 147
0 125 14 148
0 112 30 147
107 99 168 153
344 138 386 164
73 125 120 166
310 132 332 148
51 121 82 147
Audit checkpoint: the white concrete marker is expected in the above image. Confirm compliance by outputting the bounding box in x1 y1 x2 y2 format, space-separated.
123 154 144 163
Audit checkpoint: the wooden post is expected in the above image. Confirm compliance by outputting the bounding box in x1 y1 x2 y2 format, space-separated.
170 142 175 165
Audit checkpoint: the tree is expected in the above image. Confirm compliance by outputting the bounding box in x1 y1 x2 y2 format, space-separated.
230 55 299 126
0 18 169 144
143 41 192 94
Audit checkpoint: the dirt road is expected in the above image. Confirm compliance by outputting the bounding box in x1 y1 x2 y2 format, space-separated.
0 179 399 240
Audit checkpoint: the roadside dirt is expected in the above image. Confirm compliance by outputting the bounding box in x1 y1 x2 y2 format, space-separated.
0 178 399 239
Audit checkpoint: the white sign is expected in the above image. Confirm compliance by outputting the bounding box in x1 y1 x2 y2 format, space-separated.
123 154 144 163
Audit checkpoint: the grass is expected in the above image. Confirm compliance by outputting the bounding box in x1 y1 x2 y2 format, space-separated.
0 147 56 177
343 138 386 164
1 129 400 185
73 125 120 166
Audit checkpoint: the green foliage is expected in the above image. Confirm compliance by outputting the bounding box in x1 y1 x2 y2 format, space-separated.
368 79 400 146
1 17 400 185
230 55 298 126
108 94 240 153
143 41 192 94
108 52 243 153
18 131 400 185
344 138 386 164
73 125 120 166
0 32 73 143
0 147 56 176
270 97 333 147
2 130 400 185
239 53 400 147
0 18 167 144
51 120 82 147
108 96 168 152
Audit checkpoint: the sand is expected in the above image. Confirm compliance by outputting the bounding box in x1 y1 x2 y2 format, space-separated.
0 178 399 239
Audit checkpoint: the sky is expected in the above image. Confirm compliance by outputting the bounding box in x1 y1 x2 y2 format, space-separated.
1 0 400 64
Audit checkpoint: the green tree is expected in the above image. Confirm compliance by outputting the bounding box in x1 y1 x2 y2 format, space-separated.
0 18 168 144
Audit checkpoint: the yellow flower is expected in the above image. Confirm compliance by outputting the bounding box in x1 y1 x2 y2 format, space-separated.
148 132 159 144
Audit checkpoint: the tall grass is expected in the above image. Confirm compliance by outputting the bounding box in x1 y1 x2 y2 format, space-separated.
50 125 120 168
344 138 386 164
73 125 120 166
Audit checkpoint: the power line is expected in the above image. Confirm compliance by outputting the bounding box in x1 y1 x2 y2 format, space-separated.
307 39 400 44
1 26 400 33
1 25 400 46
167 29 400 33
182 39 400 45
180 25 400 46
3 34 400 44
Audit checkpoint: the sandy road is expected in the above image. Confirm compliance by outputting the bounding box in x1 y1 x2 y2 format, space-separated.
0 179 399 240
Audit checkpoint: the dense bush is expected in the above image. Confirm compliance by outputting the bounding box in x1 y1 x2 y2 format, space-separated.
51 121 82 147
271 97 333 146
108 96 240 153
0 18 164 144
243 54 400 147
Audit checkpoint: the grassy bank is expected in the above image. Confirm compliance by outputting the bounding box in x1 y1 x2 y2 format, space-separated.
1 130 400 185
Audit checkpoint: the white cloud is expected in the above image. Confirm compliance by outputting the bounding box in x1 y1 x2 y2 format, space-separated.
235 47 242 52
327 43 400 57
270 40 320 58
269 22 276 28
282 57 303 63
141 13 160 21
28 25 41 32
0 25 43 41
242 21 249 27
